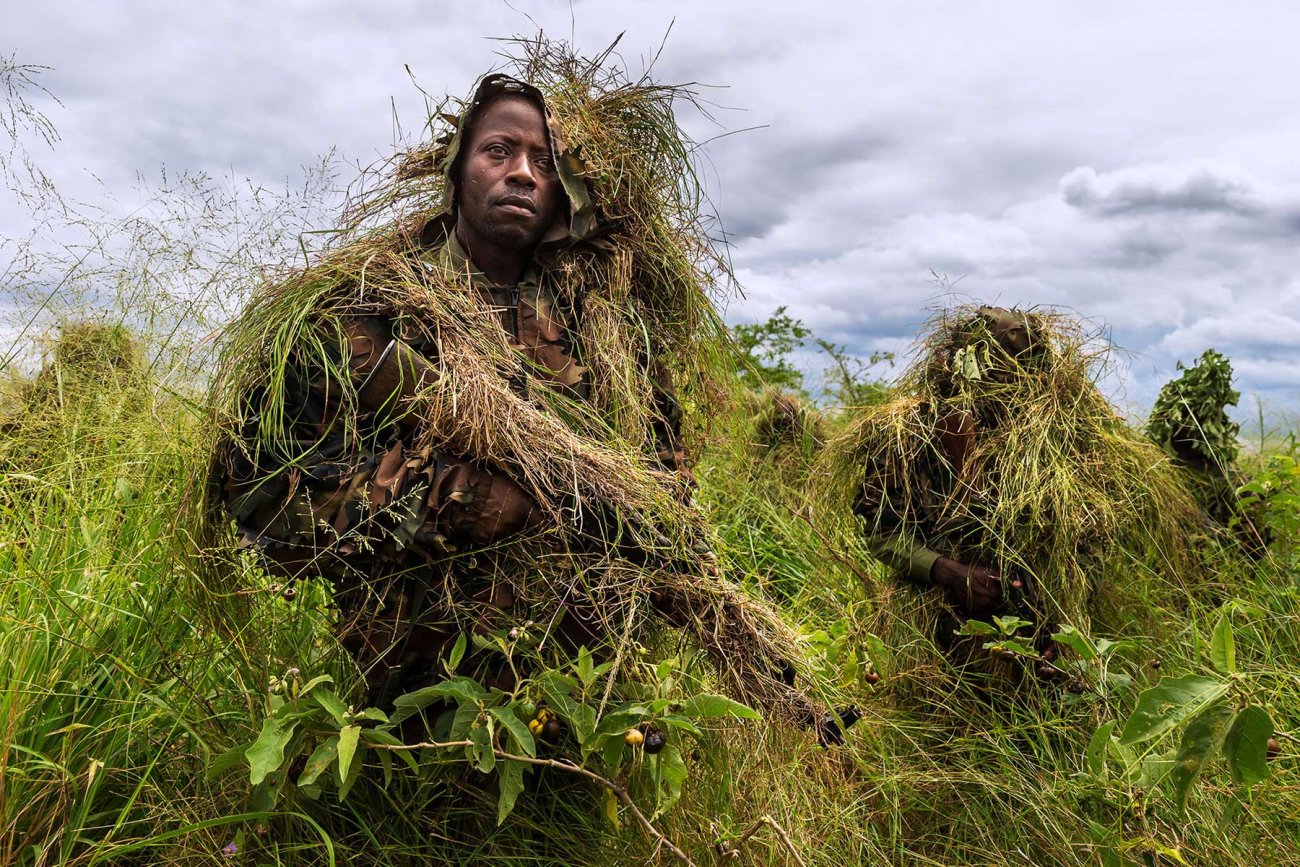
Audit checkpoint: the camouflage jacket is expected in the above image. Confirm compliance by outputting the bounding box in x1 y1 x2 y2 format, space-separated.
853 408 978 585
218 221 693 583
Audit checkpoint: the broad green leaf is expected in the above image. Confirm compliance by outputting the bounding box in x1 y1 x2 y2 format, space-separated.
956 620 999 636
207 745 246 779
299 674 333 694
470 719 496 773
1135 750 1176 788
250 778 277 813
245 718 295 786
601 787 620 829
355 707 389 724
497 759 526 825
583 708 649 755
537 670 579 694
1119 675 1229 746
679 694 761 721
1104 672 1133 691
601 734 626 778
1224 705 1274 786
650 743 688 820
864 633 889 675
1094 638 1137 660
336 725 361 788
447 632 467 673
993 615 1033 634
269 697 321 723
1171 700 1233 813
392 676 485 711
312 688 348 726
1108 735 1136 770
1086 721 1116 777
337 736 364 802
1210 612 1236 675
298 736 339 787
1052 625 1097 662
489 707 536 758
985 639 1037 657
449 704 479 740
658 714 703 737
575 646 596 688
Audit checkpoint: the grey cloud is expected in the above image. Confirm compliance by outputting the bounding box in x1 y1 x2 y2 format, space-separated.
1060 163 1262 217
707 124 896 241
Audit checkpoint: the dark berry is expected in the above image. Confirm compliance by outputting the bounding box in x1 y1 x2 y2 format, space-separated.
643 728 666 754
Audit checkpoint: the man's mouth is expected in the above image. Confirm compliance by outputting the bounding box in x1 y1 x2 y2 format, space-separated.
494 195 537 215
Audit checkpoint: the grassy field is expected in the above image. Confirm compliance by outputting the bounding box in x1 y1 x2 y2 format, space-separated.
0 318 1297 867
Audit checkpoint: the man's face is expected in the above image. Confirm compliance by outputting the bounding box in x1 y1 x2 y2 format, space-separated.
455 95 563 257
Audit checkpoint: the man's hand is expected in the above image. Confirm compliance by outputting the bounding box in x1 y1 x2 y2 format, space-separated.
930 556 1003 614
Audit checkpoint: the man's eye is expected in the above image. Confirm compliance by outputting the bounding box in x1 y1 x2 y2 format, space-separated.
486 144 509 156
535 157 555 172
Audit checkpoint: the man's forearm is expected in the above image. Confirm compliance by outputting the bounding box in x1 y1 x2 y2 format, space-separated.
865 533 941 585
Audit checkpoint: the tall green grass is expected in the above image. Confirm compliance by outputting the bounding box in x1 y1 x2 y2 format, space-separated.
1 322 1298 865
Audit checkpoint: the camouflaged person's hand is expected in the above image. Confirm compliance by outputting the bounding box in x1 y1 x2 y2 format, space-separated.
930 556 1003 614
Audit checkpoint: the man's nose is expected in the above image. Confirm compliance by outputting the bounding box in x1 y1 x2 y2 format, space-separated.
505 154 537 187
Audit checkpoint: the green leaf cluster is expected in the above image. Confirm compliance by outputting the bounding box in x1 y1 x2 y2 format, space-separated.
1147 348 1241 467
1095 611 1275 815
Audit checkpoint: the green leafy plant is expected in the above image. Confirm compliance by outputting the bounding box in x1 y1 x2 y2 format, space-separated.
1093 606 1276 814
1238 435 1300 554
210 636 763 858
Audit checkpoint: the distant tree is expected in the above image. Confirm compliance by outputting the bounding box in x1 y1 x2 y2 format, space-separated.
732 306 894 406
814 337 893 409
732 305 811 392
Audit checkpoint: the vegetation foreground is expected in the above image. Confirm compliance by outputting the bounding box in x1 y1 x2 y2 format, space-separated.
0 310 1297 867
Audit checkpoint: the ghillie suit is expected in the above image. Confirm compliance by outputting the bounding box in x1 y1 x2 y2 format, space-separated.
750 389 824 456
1147 349 1269 556
205 42 828 729
1 322 148 454
824 305 1201 685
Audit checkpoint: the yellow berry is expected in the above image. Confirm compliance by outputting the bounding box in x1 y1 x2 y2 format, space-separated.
625 728 645 746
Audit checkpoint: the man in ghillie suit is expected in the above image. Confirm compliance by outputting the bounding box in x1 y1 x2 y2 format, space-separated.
1147 348 1269 557
829 305 1200 685
209 42 840 739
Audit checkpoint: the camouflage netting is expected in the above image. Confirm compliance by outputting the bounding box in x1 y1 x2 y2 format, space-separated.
823 305 1203 674
201 37 824 723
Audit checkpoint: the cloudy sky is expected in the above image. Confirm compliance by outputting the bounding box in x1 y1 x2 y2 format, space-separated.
7 1 1300 417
